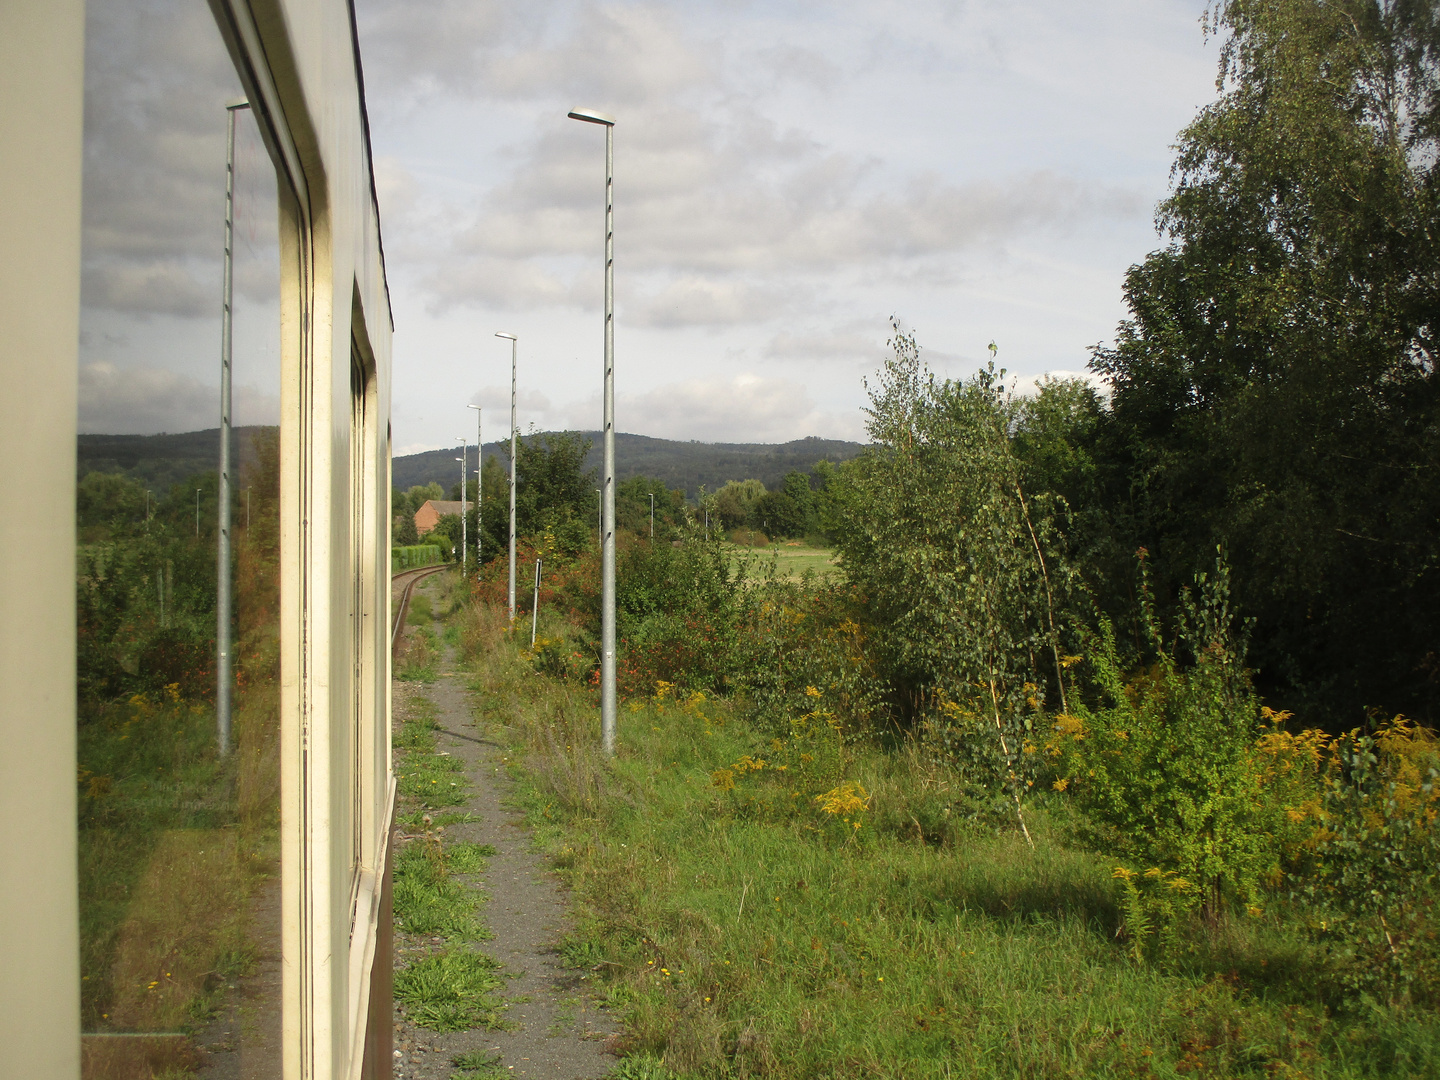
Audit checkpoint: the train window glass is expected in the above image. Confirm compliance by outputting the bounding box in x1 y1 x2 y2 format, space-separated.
76 2 283 1076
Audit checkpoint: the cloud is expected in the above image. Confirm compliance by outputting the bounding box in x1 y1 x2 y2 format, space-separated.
80 0 275 321
1013 368 1112 399
82 260 215 318
356 2 713 109
765 320 890 363
468 385 554 415
549 372 865 443
626 277 805 329
355 0 1148 329
78 362 279 434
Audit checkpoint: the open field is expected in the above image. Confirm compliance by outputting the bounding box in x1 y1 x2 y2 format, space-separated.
721 541 838 581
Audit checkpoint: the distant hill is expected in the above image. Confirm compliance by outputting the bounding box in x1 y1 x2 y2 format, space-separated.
391 432 867 498
77 428 867 500
78 427 274 490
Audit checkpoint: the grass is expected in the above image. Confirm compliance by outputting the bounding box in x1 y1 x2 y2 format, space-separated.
77 687 280 1038
719 540 839 581
393 678 513 1034
459 600 1440 1079
450 1049 509 1079
395 949 509 1032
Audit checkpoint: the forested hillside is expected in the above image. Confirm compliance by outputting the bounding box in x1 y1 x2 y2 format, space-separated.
390 432 863 496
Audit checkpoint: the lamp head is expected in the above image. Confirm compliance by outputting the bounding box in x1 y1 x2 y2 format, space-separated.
567 107 615 127
494 332 517 341
226 98 250 111
467 404 481 411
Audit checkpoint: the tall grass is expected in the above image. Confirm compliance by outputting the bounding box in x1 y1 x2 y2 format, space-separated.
459 600 1440 1079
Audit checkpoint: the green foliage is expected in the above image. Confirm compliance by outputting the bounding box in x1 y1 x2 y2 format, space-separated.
449 1049 508 1079
394 511 420 546
1296 719 1440 1003
606 535 753 695
829 327 1076 837
465 607 1440 1078
515 429 597 536
713 478 767 530
1060 557 1278 915
392 544 442 571
1089 0 1440 726
617 475 686 540
735 578 881 738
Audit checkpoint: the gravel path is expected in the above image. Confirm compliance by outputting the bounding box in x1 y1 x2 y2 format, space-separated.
392 587 618 1080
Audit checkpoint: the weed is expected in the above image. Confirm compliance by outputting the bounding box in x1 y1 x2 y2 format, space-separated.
397 751 468 808
449 1048 507 1079
395 949 509 1032
609 1051 678 1079
392 838 490 940
447 842 497 874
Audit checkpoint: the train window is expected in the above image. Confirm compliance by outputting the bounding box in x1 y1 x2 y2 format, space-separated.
76 1 283 1075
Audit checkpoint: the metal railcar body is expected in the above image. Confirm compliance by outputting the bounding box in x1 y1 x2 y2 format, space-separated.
0 1 397 1076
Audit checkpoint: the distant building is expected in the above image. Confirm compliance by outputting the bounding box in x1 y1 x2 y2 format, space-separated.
415 499 471 535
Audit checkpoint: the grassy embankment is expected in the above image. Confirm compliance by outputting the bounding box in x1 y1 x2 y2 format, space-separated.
458 598 1440 1079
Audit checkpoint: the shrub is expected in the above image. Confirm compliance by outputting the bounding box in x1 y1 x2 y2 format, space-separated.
1057 557 1279 923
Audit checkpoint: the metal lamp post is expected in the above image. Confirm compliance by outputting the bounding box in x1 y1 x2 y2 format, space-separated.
494 333 519 620
568 106 617 754
216 97 249 758
456 438 467 572
467 404 482 581
648 492 654 540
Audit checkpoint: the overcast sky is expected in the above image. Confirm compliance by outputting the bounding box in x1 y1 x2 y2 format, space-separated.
78 0 279 436
355 0 1222 454
78 0 1221 449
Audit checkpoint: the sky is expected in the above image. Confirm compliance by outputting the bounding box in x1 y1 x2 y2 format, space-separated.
354 0 1223 454
77 0 279 437
76 0 1223 451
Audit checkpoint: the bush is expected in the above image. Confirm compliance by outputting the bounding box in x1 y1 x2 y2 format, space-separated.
1056 558 1277 923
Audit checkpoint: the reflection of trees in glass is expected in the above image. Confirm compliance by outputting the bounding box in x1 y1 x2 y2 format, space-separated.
77 428 280 1061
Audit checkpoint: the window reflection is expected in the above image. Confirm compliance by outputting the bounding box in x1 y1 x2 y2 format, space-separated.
77 1 282 1076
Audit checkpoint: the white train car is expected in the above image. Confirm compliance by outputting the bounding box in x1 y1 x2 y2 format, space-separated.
0 0 397 1076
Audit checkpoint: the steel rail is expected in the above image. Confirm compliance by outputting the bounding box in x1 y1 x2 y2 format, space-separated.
390 564 448 658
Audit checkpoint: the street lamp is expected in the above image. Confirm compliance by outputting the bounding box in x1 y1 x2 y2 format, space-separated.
217 97 249 759
568 105 617 755
648 492 654 540
494 332 519 620
467 404 482 581
456 437 467 574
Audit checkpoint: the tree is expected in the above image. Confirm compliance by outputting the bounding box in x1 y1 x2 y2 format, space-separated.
830 328 1074 839
714 479 766 530
1091 0 1440 725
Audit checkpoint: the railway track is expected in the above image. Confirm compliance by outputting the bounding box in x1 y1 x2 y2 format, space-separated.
391 563 448 657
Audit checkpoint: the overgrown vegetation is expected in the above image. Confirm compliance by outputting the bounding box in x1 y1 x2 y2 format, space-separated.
460 600 1440 1077
392 628 514 1035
